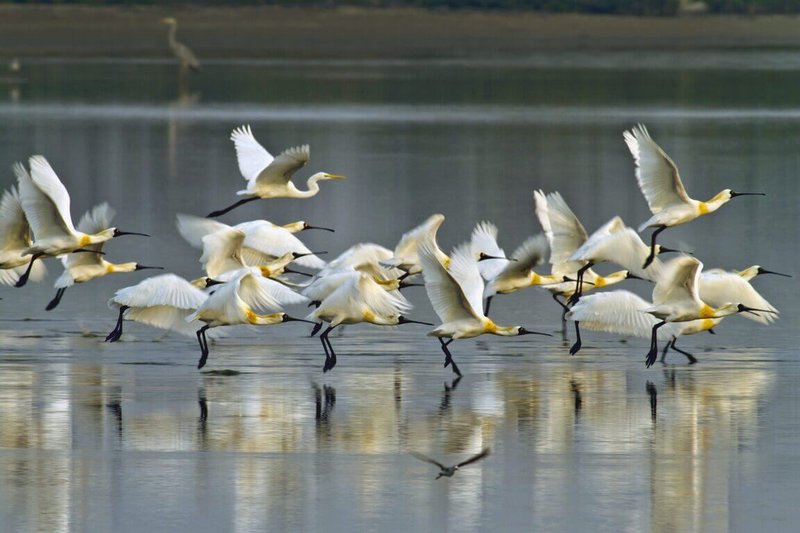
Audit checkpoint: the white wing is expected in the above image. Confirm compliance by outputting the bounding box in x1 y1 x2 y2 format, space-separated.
470 221 507 281
231 125 274 182
238 268 308 311
302 269 358 302
109 273 208 310
125 306 201 337
320 243 392 276
176 213 230 249
27 155 76 233
199 227 246 277
571 226 663 281
652 256 702 307
254 145 310 188
0 185 32 251
313 272 410 321
499 234 549 278
623 124 691 216
237 220 326 270
566 290 690 340
15 160 70 241
534 190 588 276
384 213 445 272
699 270 778 325
419 239 482 324
76 202 115 235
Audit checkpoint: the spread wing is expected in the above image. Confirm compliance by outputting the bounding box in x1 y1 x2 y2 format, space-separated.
237 220 326 270
238 268 308 312
231 125 274 182
109 273 208 310
623 124 691 214
500 234 549 278
15 159 73 241
699 270 778 325
0 185 32 251
652 256 702 307
410 452 446 470
176 213 230 249
254 145 310 188
419 240 483 324
534 190 588 276
199 227 246 277
456 447 491 468
470 221 507 281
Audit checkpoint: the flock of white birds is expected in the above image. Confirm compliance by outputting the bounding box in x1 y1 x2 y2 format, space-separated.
2 122 788 375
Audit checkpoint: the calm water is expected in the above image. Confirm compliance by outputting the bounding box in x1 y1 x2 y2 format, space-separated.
0 50 799 531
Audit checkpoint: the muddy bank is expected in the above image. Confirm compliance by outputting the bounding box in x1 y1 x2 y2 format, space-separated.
2 5 800 60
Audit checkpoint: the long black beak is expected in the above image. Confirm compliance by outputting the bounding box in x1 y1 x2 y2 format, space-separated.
293 251 327 259
626 272 644 280
757 267 792 278
114 229 150 237
303 224 335 233
135 265 164 271
478 253 513 262
282 315 318 325
284 268 313 277
398 280 423 289
658 246 682 254
397 316 433 326
518 328 552 336
205 278 225 287
563 276 594 286
737 303 778 315
730 191 766 198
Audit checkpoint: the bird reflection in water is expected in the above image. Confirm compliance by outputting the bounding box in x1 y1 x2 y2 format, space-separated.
646 381 657 422
439 376 462 414
197 387 208 447
313 382 336 424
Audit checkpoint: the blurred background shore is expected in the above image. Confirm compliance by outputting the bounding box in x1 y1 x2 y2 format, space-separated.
3 5 800 60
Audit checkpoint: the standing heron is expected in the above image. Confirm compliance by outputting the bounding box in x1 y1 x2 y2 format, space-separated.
161 17 201 72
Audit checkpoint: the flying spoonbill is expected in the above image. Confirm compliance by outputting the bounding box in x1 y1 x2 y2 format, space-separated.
46 203 163 310
306 271 431 372
187 267 313 369
207 125 345 217
623 124 764 268
419 240 550 377
13 157 148 287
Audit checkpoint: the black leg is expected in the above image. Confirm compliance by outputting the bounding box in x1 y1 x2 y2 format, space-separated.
320 327 331 371
552 293 569 339
105 305 129 342
645 321 667 368
14 252 43 288
567 262 593 305
670 338 698 364
643 226 667 269
569 321 582 355
45 287 67 311
206 196 259 218
484 295 493 317
659 338 673 363
321 326 338 372
438 338 462 377
197 325 211 369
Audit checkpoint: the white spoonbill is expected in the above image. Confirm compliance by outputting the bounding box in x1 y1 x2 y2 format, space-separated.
468 221 559 315
161 17 200 72
105 273 220 342
623 123 764 268
187 267 313 369
642 256 776 367
207 125 345 217
735 265 792 281
13 157 148 287
419 239 550 377
306 271 431 372
534 190 633 330
46 203 163 310
698 268 779 325
381 213 449 275
177 214 327 271
565 289 721 363
0 184 46 286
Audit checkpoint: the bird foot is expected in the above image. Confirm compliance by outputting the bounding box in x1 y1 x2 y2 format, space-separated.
569 341 582 355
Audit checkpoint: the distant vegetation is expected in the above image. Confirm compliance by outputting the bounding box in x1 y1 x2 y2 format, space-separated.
3 0 800 15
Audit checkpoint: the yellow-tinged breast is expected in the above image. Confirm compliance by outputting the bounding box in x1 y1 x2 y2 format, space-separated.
246 309 258 324
698 202 710 215
700 318 717 331
443 256 451 269
484 319 497 333
362 309 376 323
594 277 606 288
79 235 92 247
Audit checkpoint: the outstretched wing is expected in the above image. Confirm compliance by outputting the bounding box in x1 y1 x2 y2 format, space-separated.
699 270 778 325
534 190 588 276
231 125 274 182
255 145 310 188
76 202 115 235
410 452 446 469
109 273 208 310
501 234 549 278
470 221 507 281
0 185 32 251
199 227 246 278
419 240 483 324
238 268 308 312
652 256 702 307
176 213 230 249
15 159 73 240
456 448 491 468
623 124 691 214
238 220 326 270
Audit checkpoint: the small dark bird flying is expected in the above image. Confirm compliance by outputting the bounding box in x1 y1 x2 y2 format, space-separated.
410 447 490 479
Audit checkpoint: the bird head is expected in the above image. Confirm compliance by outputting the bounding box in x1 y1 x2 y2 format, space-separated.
112 228 150 238
315 172 346 181
516 327 552 337
281 314 317 325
